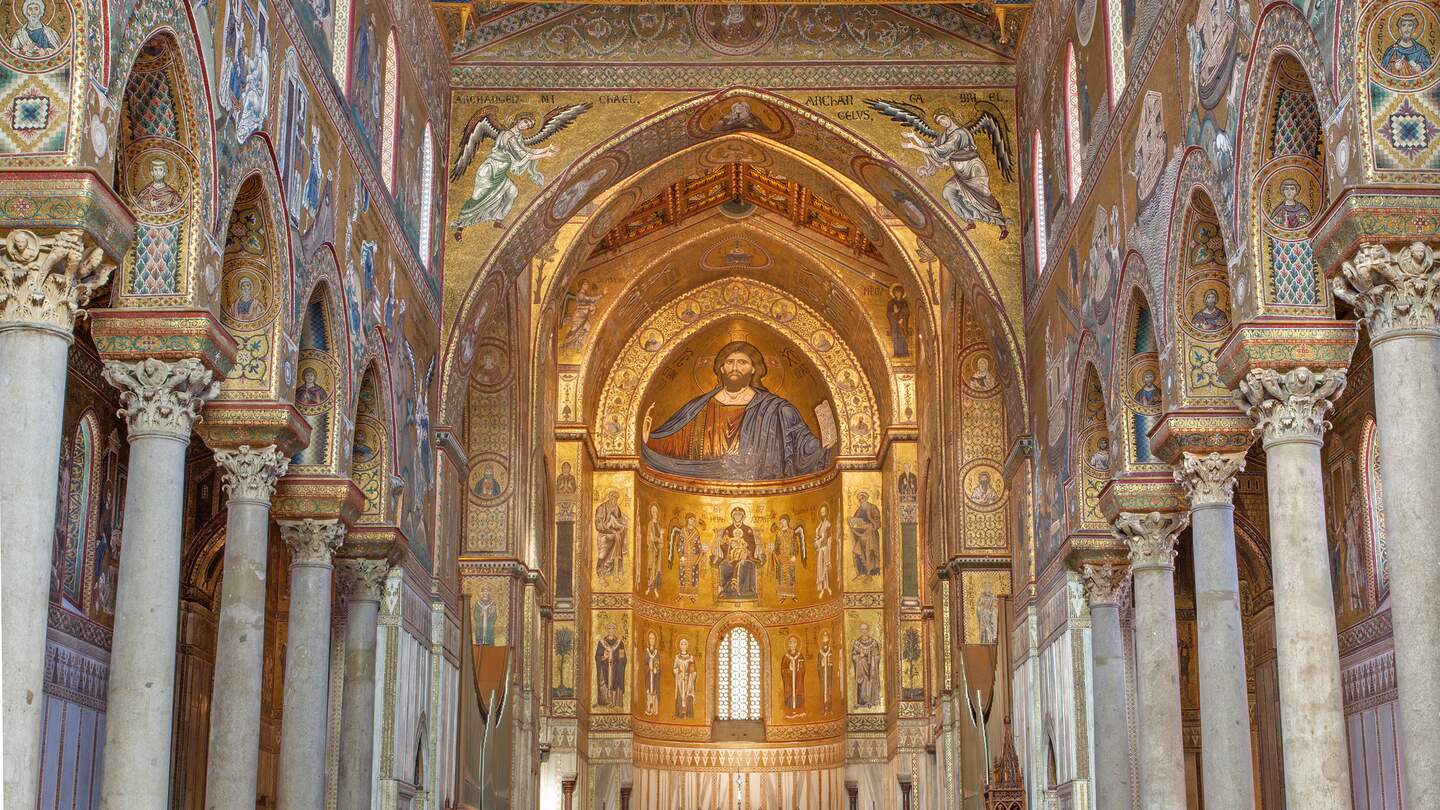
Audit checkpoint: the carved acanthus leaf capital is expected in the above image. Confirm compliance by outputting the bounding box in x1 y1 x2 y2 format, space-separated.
1232 367 1346 447
1081 563 1132 607
1333 242 1440 339
1175 452 1246 508
102 358 219 440
278 519 345 566
1113 511 1189 571
336 558 390 602
214 444 289 503
0 229 114 333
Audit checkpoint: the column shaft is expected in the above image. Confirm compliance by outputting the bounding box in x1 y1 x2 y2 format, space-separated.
337 560 388 809
98 358 216 808
1090 603 1130 810
203 446 287 810
277 520 344 809
1263 438 1350 808
0 227 112 809
1115 513 1188 810
1082 563 1131 810
0 326 70 807
1190 502 1256 809
1371 333 1440 807
100 439 193 805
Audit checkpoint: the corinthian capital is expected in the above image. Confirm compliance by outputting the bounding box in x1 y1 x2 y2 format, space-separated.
1232 367 1346 448
214 444 289 504
336 558 390 603
1175 452 1246 508
1333 242 1440 339
103 358 218 440
0 229 113 333
1082 563 1132 607
1113 511 1189 572
279 519 345 566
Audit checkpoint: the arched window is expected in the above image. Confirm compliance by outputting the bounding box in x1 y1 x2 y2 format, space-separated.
1032 130 1048 272
1105 0 1127 103
1363 418 1389 602
420 123 435 262
1065 43 1082 201
716 626 761 721
381 33 397 190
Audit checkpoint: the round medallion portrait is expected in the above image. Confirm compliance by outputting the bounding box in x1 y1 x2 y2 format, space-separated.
640 328 666 353
294 352 337 413
769 298 797 324
961 461 1006 511
1260 167 1321 234
221 268 272 326
469 457 509 502
1124 359 1163 413
961 349 999 396
351 420 382 469
0 0 72 66
1369 2 1439 84
1182 279 1232 336
128 149 190 220
675 298 703 323
692 5 779 56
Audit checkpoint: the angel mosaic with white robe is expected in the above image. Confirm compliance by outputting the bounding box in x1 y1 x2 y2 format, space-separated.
866 99 1015 239
448 103 591 239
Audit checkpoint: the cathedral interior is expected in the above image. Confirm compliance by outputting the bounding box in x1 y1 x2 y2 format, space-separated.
1 0 1437 808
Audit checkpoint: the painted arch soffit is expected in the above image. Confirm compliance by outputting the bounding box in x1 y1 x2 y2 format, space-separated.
594 277 880 461
442 88 1027 427
566 216 901 425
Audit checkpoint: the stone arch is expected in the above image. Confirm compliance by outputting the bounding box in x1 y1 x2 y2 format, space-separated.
1232 0 1337 237
1159 145 1237 342
1068 343 1112 532
592 278 880 460
109 12 217 230
351 362 393 523
441 87 1026 431
182 512 229 604
1167 189 1237 409
215 171 292 402
113 32 208 307
1112 286 1163 472
291 278 345 471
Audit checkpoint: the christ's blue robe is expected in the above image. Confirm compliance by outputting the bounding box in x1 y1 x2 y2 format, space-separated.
642 386 832 481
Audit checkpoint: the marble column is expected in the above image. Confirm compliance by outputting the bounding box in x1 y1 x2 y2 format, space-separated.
1113 511 1189 810
336 558 390 810
203 445 289 810
1234 366 1351 808
1081 562 1132 810
0 229 112 807
277 519 346 809
1335 242 1440 807
98 358 219 807
1174 452 1255 810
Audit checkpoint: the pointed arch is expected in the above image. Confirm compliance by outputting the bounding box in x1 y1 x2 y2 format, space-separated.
420 123 435 263
54 411 100 608
352 363 393 523
705 614 771 724
292 279 345 471
114 33 205 304
1114 288 1162 470
1032 129 1049 273
1169 190 1235 407
1073 362 1113 530
217 172 290 401
1361 417 1388 605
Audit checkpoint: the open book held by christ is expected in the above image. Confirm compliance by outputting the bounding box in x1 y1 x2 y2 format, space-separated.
642 341 837 481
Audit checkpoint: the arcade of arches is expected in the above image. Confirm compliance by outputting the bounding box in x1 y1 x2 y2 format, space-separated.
2 1 1439 810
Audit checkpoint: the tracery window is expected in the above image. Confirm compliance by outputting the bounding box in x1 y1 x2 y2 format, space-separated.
1032 131 1048 272
420 124 435 262
715 626 761 721
1065 43 1082 201
332 0 351 83
381 33 398 190
1105 0 1127 103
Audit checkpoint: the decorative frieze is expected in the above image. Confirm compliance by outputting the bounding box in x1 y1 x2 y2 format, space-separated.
214 444 289 504
1174 452 1246 508
0 229 113 333
1334 242 1440 340
1232 367 1347 448
280 519 345 566
103 357 218 440
1113 512 1189 572
43 642 109 711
